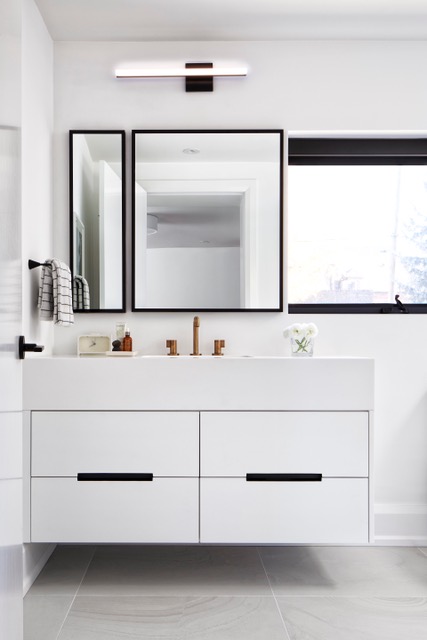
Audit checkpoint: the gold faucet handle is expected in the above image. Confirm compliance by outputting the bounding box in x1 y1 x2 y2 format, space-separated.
166 339 179 356
212 339 225 356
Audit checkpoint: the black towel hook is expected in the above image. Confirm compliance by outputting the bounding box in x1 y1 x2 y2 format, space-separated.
28 259 51 270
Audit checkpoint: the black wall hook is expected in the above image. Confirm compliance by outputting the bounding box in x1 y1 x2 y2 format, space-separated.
28 259 51 270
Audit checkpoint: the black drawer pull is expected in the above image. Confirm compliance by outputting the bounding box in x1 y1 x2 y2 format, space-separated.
246 473 322 482
77 473 153 482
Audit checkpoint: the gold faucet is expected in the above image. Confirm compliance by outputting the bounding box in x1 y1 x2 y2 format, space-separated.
191 316 201 355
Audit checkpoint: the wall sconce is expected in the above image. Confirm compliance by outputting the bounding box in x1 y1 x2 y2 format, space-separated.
115 62 248 92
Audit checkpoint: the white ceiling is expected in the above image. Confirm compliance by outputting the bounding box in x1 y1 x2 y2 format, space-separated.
34 0 427 41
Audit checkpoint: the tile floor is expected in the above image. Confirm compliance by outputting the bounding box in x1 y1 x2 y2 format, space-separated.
24 545 427 639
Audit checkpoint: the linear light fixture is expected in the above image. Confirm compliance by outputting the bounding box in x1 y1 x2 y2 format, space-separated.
115 62 248 92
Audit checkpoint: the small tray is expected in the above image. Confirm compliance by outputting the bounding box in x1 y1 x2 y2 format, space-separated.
105 351 139 357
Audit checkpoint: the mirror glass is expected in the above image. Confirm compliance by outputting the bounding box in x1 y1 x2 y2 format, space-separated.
132 130 283 310
70 130 125 311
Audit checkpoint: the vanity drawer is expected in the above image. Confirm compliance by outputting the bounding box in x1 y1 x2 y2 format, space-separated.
201 411 368 477
200 477 369 544
31 477 199 543
31 411 199 477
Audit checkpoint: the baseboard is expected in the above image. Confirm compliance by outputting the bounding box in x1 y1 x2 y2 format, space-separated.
23 543 56 596
374 503 427 545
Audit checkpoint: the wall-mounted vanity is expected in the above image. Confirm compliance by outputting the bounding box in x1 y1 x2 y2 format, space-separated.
23 356 374 545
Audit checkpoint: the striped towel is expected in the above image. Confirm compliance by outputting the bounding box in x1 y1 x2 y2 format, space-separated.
38 259 74 326
73 275 90 310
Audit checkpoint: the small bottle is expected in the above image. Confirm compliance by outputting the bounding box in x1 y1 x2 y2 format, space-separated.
122 330 133 352
115 322 126 350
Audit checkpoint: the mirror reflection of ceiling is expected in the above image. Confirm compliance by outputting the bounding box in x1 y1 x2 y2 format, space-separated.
147 193 241 249
84 135 122 163
83 134 122 179
136 133 278 164
34 0 427 41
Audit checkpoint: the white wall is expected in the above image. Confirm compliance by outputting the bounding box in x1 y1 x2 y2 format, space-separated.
53 39 427 542
22 0 55 590
22 0 54 354
147 247 240 308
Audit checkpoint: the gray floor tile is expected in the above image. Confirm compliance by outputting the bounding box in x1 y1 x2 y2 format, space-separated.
57 596 288 640
26 546 427 640
78 545 272 596
29 545 95 596
276 596 427 640
24 595 73 640
179 596 289 639
57 595 187 639
259 545 427 596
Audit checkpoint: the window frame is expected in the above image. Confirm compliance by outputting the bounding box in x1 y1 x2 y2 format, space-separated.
288 137 427 314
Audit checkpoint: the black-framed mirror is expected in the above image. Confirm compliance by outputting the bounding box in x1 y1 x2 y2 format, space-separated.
69 130 126 312
132 129 283 311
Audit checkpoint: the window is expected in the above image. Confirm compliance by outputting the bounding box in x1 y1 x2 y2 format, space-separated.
288 138 427 313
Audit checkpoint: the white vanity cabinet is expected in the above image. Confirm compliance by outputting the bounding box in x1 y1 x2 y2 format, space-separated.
23 356 374 544
30 411 199 543
200 412 369 543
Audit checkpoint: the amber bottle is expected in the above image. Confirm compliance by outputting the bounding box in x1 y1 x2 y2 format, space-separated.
122 330 133 352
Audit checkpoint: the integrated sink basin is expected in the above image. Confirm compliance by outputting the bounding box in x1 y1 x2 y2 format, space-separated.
23 356 374 413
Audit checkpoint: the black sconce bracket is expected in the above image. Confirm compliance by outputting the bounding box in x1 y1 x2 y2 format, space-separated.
185 62 213 92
